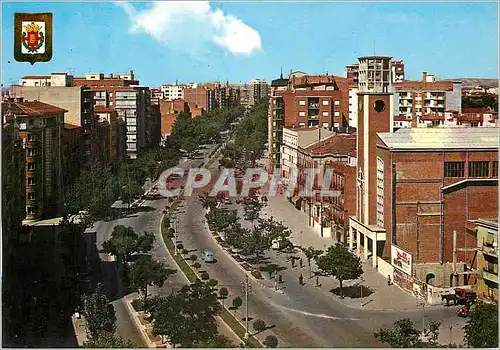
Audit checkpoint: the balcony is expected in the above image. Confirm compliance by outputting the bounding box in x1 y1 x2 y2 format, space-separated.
308 103 319 109
480 242 498 257
482 268 498 284
308 114 319 119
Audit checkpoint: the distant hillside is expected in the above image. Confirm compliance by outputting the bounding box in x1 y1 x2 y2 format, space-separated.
451 78 498 88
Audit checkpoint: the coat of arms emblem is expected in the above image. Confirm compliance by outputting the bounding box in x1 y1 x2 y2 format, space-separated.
14 13 53 65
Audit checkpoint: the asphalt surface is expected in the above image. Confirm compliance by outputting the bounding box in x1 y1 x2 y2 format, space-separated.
170 159 463 347
91 148 215 347
90 139 462 347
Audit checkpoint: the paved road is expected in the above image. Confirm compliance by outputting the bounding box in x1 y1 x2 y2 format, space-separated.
170 160 462 347
90 148 215 347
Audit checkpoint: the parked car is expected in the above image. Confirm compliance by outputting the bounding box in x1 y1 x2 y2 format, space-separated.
203 249 214 263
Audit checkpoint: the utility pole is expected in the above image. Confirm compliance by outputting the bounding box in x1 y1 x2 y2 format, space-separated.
242 275 252 339
173 213 178 255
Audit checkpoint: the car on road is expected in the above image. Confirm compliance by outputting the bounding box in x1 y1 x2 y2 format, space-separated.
203 249 214 263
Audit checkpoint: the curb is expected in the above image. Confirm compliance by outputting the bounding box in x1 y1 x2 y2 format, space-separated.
122 295 158 348
159 211 263 347
202 212 273 291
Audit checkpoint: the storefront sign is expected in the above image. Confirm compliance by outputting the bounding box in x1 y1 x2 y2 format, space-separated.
391 244 412 275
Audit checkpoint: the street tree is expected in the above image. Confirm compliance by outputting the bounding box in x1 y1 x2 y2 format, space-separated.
146 281 222 347
374 318 443 348
83 283 116 337
263 335 278 348
128 255 176 301
199 192 219 210
83 331 135 348
102 226 154 266
253 319 267 333
232 296 243 313
463 302 499 348
195 334 233 348
301 247 324 278
219 287 229 307
315 243 363 298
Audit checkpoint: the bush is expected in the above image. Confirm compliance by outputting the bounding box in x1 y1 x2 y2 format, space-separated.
264 335 278 348
208 278 219 287
131 299 144 312
219 287 229 299
166 232 174 239
190 254 198 262
232 296 242 309
251 270 262 279
176 243 184 250
181 248 189 255
200 272 210 280
169 227 175 234
253 319 267 333
193 262 201 269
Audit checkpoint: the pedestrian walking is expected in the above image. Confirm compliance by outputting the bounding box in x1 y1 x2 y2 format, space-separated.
291 258 296 268
316 276 320 287
274 280 279 291
299 258 303 268
298 274 304 286
278 274 283 283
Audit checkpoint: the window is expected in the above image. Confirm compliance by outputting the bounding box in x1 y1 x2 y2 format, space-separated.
299 111 306 117
334 111 340 117
468 161 489 178
377 157 385 227
28 192 35 200
322 122 329 128
27 148 35 156
299 100 306 106
374 100 386 112
444 162 465 177
27 177 35 185
334 100 340 106
322 100 329 106
35 82 39 86
299 122 305 126
27 206 34 215
27 163 35 171
492 161 498 177
322 111 329 117
27 133 34 141
28 119 34 126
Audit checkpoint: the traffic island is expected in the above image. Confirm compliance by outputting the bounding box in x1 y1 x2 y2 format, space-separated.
160 215 262 348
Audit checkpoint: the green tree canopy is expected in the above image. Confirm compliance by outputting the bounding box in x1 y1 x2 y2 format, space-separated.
463 302 499 348
83 331 135 348
83 283 116 337
315 243 363 298
374 318 445 348
129 255 176 301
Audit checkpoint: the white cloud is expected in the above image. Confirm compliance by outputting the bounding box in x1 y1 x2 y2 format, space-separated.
115 1 262 56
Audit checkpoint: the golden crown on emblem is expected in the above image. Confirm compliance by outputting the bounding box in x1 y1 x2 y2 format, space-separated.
24 22 42 32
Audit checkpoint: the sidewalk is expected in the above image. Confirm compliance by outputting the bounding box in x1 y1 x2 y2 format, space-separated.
261 194 432 311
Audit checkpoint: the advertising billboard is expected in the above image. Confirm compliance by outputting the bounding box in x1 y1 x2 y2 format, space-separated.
391 244 412 276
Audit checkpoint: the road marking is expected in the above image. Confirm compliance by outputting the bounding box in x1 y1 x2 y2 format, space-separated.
271 303 360 321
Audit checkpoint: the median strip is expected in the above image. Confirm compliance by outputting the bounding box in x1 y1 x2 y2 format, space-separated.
160 215 262 348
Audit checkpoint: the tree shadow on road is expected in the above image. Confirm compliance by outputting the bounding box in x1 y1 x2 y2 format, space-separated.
329 285 374 299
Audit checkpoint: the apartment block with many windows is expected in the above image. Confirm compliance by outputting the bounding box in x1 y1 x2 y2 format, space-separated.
2 99 66 224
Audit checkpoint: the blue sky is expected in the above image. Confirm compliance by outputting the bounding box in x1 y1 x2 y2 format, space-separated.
2 1 498 87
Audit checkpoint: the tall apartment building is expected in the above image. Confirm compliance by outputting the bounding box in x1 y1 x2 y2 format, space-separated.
393 72 462 127
161 83 189 101
346 57 404 128
10 84 96 164
73 72 155 159
249 79 269 106
2 99 65 224
267 72 350 171
238 84 251 109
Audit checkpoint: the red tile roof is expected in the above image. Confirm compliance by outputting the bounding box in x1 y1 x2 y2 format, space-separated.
394 80 454 91
64 123 80 129
394 115 411 121
21 75 51 79
462 107 496 114
304 133 356 156
94 105 116 113
1 101 67 117
291 75 341 88
420 114 445 121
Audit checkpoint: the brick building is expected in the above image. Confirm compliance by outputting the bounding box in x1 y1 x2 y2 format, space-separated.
159 99 203 137
393 72 462 127
2 100 66 223
267 71 350 171
294 133 357 238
